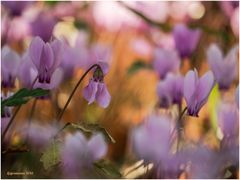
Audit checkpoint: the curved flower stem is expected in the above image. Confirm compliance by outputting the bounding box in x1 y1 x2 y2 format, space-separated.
56 64 100 123
176 106 187 151
2 76 38 141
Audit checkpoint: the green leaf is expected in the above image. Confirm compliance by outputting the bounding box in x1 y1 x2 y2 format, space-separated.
208 84 220 132
74 19 90 30
127 60 152 75
40 140 61 170
45 1 59 6
70 122 116 144
2 88 49 107
94 159 122 178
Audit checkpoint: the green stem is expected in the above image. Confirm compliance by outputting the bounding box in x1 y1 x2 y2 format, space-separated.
176 107 187 151
56 64 100 122
2 76 38 141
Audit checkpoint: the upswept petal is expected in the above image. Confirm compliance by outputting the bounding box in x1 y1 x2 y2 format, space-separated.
29 36 44 69
196 71 215 109
42 43 54 69
88 133 107 161
207 44 223 66
184 70 198 106
83 80 98 105
2 46 20 75
50 39 63 69
96 83 111 108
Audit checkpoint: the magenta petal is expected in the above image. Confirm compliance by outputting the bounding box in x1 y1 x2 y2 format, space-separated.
96 83 111 108
88 133 107 161
83 80 98 104
29 36 44 69
184 70 198 106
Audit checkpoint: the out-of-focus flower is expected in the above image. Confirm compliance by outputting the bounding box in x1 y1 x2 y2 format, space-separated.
231 7 239 37
130 38 152 56
157 73 184 108
30 12 57 42
173 24 201 59
1 45 20 88
92 1 142 32
207 44 238 90
83 62 111 108
1 1 33 16
186 146 221 178
1 92 13 118
61 132 107 178
153 48 180 79
236 85 239 108
184 69 215 117
21 123 58 150
29 36 63 84
86 43 112 70
131 114 173 164
217 103 239 140
6 17 30 43
220 1 239 18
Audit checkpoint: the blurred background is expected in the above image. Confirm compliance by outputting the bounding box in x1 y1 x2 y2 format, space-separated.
1 1 239 179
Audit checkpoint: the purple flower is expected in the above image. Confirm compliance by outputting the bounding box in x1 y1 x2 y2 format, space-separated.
131 114 173 164
153 48 180 79
217 103 239 140
31 12 57 42
61 132 107 178
184 69 215 117
19 123 58 151
29 36 63 84
83 45 111 108
2 1 33 16
207 44 238 89
18 51 63 90
157 73 184 108
173 24 201 59
236 85 239 108
1 45 20 88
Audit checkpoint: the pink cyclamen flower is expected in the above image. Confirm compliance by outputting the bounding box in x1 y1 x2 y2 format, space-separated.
61 132 107 178
157 73 184 108
131 114 173 164
29 36 63 84
173 24 201 59
184 69 215 117
1 45 20 88
153 48 180 79
207 44 238 90
83 62 111 108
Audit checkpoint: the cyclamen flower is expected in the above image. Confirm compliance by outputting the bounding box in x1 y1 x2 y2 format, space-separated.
61 132 107 178
236 85 239 108
83 62 111 108
207 44 238 89
173 24 201 59
1 45 20 88
29 36 63 84
18 52 63 90
131 114 173 164
31 12 57 42
153 48 180 79
184 69 215 117
1 1 33 16
217 103 239 140
157 73 184 108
